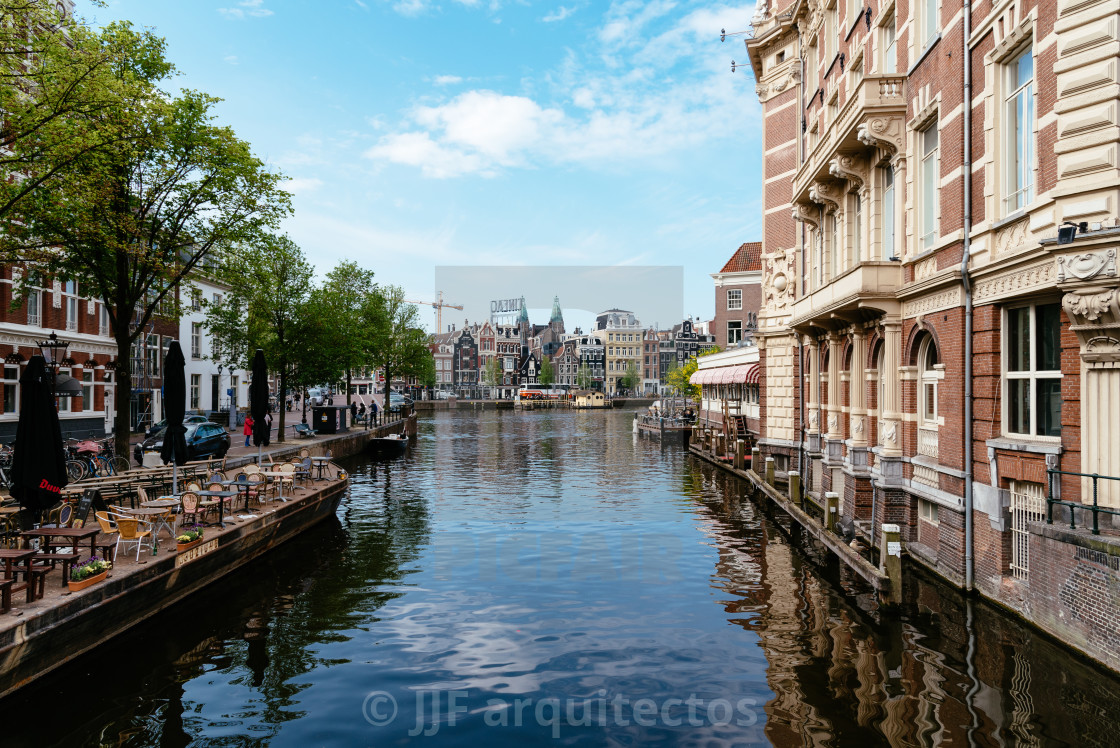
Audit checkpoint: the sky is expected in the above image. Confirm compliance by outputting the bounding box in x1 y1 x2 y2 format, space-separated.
91 0 763 333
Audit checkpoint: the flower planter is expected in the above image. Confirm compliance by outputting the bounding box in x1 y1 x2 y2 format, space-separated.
176 539 202 553
68 570 107 592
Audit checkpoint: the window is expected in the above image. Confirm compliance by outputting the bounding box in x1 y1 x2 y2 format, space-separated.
146 334 160 377
1004 46 1035 214
828 212 839 279
918 337 939 426
824 3 837 64
191 323 202 359
75 370 91 411
727 289 742 310
2 366 18 413
1006 303 1062 437
919 499 940 525
190 374 201 410
100 305 110 337
882 14 897 73
881 164 896 259
65 280 78 331
57 367 72 412
27 286 41 327
919 124 939 251
191 289 202 311
919 0 938 49
851 192 862 264
728 321 743 345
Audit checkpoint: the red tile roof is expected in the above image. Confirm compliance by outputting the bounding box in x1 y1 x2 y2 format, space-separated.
719 242 762 273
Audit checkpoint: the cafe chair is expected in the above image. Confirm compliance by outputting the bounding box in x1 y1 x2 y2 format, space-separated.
179 492 202 527
112 514 153 561
93 511 120 561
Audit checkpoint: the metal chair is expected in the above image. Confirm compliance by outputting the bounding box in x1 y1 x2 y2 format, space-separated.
112 513 153 561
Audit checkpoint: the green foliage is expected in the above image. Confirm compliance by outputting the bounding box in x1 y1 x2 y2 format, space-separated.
538 357 554 387
666 346 722 402
370 286 432 393
575 363 593 390
481 357 503 389
620 361 640 392
312 261 381 401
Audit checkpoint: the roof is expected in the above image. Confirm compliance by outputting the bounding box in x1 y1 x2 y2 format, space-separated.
719 242 762 273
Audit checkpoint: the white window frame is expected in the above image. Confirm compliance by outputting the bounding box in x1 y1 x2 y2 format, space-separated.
728 321 743 345
850 191 862 265
2 365 19 415
919 0 939 51
881 163 896 260
1003 44 1035 215
918 122 939 251
1003 302 1062 439
918 336 942 428
27 285 41 328
80 370 94 412
919 499 940 525
880 10 897 74
65 280 78 331
191 322 202 359
726 289 743 311
190 373 201 410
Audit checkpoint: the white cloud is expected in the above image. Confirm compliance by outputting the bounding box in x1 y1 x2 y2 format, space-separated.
218 0 273 19
365 2 760 178
542 5 576 22
281 177 324 195
392 0 429 16
223 55 239 65
433 74 463 86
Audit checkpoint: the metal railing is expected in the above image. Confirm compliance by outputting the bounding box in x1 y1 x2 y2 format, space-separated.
1046 469 1120 536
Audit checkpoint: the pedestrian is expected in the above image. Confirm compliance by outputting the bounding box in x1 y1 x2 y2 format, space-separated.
243 414 253 447
263 409 273 446
350 401 357 424
371 399 378 425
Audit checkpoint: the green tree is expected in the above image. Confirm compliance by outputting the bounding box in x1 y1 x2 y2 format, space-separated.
313 261 379 405
0 28 289 457
538 356 554 387
666 347 722 402
481 356 502 397
371 286 432 399
209 234 312 442
620 361 640 393
575 363 593 390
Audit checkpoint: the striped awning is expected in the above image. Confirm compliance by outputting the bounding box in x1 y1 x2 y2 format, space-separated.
690 364 759 385
744 363 760 384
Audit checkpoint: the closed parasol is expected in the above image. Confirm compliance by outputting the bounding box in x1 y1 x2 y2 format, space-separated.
10 355 68 527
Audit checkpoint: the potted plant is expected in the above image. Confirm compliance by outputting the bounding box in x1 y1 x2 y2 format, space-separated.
68 556 112 592
176 525 204 552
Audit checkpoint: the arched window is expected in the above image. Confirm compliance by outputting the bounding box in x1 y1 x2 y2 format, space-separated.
918 336 939 427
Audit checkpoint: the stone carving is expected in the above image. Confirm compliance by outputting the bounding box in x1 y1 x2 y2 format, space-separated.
882 421 898 447
1062 287 1120 364
791 201 821 230
852 416 865 435
827 413 838 433
914 254 938 281
1057 249 1118 282
994 216 1030 257
52 280 62 308
1064 288 1117 323
902 288 962 318
856 116 904 156
809 181 841 214
808 409 819 428
973 261 1057 303
829 155 864 189
763 250 797 313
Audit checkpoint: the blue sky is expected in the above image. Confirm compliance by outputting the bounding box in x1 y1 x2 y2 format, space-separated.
92 0 762 333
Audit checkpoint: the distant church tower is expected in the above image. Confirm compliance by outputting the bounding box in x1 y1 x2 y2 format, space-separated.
549 296 564 336
518 296 529 353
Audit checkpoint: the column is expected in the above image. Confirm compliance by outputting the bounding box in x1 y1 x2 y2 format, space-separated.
826 332 843 441
879 318 903 458
892 155 907 261
849 328 868 448
806 336 820 437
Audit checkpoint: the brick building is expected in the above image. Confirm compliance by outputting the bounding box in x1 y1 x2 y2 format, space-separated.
711 242 763 350
745 0 1120 668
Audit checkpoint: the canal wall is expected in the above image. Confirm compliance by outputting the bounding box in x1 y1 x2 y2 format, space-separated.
690 434 1120 675
413 398 655 411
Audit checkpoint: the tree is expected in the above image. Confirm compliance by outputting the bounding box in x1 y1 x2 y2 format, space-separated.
620 361 640 394
481 356 502 397
0 39 290 458
209 234 312 442
312 261 379 405
666 347 722 402
576 363 593 391
370 286 432 398
538 356 554 387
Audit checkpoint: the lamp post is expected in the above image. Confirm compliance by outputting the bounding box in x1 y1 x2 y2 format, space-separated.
36 331 69 394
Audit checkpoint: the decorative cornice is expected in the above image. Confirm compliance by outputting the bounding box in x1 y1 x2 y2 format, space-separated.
902 287 963 318
972 260 1057 304
828 154 865 189
856 116 904 157
1057 248 1118 283
809 180 842 214
791 201 821 230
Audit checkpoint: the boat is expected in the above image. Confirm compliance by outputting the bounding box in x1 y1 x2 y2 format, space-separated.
367 433 408 458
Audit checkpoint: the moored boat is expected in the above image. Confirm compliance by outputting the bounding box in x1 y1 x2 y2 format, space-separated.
367 433 408 458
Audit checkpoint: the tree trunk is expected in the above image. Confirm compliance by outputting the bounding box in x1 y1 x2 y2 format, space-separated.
114 327 133 468
346 368 352 406
276 368 286 443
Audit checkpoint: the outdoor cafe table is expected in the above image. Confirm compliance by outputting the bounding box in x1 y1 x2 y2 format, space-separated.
310 457 332 481
261 471 290 501
127 506 176 540
0 548 38 603
214 479 255 513
196 490 236 528
21 525 101 559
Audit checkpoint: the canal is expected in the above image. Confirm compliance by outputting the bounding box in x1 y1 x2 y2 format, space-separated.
5 408 1120 745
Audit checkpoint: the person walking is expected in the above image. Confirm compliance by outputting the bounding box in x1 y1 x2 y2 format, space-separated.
371 399 378 426
350 401 357 425
243 414 254 447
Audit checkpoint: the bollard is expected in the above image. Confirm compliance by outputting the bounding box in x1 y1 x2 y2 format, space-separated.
880 523 903 606
789 472 802 507
765 456 776 486
824 491 839 533
751 447 761 474
734 439 745 471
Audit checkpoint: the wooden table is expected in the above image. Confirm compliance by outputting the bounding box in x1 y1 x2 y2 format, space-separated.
0 548 38 603
261 471 290 501
21 525 101 559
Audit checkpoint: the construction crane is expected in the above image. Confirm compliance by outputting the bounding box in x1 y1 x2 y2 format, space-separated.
404 291 464 334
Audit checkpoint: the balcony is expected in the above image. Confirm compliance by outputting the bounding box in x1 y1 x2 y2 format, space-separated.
789 261 903 330
793 74 907 202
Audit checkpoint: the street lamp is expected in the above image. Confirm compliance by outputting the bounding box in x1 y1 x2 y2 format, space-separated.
36 331 80 401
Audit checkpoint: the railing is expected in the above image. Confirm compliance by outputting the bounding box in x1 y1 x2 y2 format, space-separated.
917 428 938 459
1047 469 1120 536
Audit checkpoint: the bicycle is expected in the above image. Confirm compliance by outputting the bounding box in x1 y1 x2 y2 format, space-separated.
0 442 12 490
66 438 129 481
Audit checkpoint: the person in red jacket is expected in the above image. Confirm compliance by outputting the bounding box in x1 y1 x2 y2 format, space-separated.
243 414 254 447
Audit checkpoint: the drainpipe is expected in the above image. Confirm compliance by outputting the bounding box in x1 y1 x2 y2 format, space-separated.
962 0 975 591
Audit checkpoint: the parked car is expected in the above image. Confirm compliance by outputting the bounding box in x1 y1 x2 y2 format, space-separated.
435 390 453 400
387 393 411 412
145 412 208 439
134 421 231 466
306 387 326 407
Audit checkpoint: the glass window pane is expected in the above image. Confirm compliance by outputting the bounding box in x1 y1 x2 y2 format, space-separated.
1036 303 1061 371
1008 378 1030 434
1008 307 1030 372
1036 378 1061 437
924 383 936 421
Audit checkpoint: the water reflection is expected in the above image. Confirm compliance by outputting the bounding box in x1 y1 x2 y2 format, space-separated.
2 409 1120 746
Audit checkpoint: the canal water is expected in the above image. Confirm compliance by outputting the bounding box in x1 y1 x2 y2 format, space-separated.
5 408 1120 746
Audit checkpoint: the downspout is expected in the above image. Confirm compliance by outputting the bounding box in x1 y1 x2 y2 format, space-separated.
962 0 975 591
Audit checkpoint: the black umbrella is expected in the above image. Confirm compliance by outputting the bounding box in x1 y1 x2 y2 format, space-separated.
250 348 268 464
160 340 188 494
10 355 68 528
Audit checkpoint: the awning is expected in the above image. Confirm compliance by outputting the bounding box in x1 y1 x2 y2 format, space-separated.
744 363 760 384
689 369 709 385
